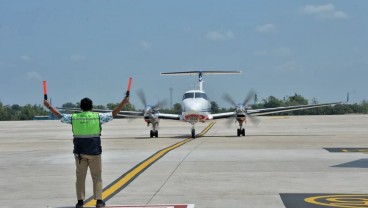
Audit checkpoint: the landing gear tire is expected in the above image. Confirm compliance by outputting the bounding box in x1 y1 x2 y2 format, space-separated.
191 129 195 138
237 129 241 137
150 130 158 138
242 128 245 136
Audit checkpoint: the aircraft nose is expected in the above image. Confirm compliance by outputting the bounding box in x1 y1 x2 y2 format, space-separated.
184 101 204 112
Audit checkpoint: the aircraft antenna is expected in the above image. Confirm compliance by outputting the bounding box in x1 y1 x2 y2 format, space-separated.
169 87 173 109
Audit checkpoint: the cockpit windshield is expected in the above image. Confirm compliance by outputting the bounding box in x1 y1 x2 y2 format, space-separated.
196 92 208 100
183 92 194 99
182 92 208 100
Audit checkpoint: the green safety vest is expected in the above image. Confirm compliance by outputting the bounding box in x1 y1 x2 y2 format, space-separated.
72 112 102 155
72 112 101 138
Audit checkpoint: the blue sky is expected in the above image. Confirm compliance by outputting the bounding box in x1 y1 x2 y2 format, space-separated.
0 0 367 109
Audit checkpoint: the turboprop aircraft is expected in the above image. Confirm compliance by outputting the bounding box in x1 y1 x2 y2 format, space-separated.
60 70 340 138
127 71 340 138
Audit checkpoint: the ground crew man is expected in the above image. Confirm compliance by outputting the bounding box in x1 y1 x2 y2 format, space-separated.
44 92 130 208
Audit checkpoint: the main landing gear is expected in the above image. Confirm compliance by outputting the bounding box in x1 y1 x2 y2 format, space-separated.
149 122 159 138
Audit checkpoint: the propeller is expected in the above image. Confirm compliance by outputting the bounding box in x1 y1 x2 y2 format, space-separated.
222 90 260 126
137 89 147 107
242 90 256 107
137 89 168 111
246 112 260 126
222 93 237 107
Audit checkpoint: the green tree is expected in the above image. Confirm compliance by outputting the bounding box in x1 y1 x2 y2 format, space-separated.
94 105 106 110
122 103 136 111
107 103 118 110
284 94 309 115
285 93 308 106
11 104 21 111
172 103 182 114
263 96 284 108
211 101 220 113
361 100 368 113
62 102 77 108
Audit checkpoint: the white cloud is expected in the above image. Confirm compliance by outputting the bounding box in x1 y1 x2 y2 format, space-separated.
254 46 292 57
206 30 235 41
70 54 85 62
139 40 152 50
182 26 192 32
21 55 32 61
301 4 349 20
256 24 277 33
26 71 42 81
253 50 268 56
274 46 292 56
276 61 301 72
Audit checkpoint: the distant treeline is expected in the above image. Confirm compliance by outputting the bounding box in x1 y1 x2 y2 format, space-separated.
250 94 368 115
0 102 48 121
1 94 368 121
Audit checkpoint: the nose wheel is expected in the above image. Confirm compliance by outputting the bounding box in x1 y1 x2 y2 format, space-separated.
237 128 245 136
191 128 196 138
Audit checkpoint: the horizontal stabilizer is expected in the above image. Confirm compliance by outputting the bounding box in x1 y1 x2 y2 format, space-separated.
161 70 241 91
161 70 241 75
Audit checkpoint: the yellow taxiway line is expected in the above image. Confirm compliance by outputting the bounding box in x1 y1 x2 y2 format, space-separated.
84 121 216 206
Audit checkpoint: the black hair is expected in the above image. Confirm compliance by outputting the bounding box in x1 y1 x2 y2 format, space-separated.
80 97 93 111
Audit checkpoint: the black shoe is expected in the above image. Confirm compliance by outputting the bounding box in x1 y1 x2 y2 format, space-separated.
96 199 106 208
75 200 83 208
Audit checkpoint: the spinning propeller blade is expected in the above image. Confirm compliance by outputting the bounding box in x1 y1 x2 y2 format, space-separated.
153 99 168 110
243 90 256 107
137 89 147 107
137 89 167 111
222 93 237 106
222 90 260 125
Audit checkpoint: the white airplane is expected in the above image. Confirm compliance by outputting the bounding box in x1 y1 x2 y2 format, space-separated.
125 71 340 138
60 70 340 138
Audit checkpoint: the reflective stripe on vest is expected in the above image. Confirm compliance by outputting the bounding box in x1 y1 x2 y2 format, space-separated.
72 112 101 138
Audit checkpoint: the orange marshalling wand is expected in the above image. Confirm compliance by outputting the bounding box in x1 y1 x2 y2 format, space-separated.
127 77 132 92
43 80 48 100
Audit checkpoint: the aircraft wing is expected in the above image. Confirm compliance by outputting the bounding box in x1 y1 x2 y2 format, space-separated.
212 112 236 119
57 107 84 113
158 113 181 120
247 102 341 116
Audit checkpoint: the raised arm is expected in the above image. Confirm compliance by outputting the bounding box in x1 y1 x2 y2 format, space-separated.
112 91 130 117
43 100 62 119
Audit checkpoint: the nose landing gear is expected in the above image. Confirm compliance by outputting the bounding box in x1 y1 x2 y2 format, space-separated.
237 128 245 136
191 128 196 138
237 119 246 136
149 122 159 138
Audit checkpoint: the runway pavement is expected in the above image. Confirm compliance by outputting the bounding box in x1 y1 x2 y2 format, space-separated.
0 115 367 208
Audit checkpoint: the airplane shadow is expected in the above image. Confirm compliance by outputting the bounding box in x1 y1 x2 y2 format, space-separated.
204 134 331 138
132 135 190 139
332 159 368 168
105 134 332 140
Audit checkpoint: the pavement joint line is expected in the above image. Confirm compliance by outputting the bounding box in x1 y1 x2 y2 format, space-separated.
146 125 213 205
84 121 216 206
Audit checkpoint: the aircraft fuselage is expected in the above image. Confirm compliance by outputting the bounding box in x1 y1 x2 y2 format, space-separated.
181 90 212 123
